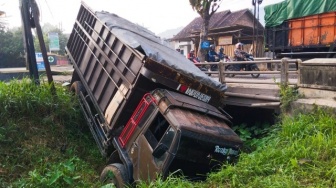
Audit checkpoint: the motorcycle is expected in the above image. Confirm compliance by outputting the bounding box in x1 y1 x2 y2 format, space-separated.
225 53 260 78
210 56 219 71
189 57 208 71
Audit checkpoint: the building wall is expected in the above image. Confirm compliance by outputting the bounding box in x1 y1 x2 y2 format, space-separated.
174 41 195 57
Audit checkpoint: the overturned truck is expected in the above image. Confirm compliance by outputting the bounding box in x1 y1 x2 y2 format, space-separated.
66 2 242 187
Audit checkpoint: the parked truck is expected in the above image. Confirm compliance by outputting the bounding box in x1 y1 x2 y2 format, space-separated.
66 2 242 187
264 0 336 59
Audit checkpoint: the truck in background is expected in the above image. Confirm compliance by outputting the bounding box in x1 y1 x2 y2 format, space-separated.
264 0 336 60
66 2 242 187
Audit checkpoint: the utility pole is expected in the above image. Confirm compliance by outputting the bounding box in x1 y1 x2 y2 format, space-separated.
20 0 56 94
256 0 263 57
252 0 256 56
20 0 39 84
252 0 263 57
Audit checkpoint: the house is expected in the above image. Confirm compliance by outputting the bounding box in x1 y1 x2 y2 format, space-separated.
171 8 264 58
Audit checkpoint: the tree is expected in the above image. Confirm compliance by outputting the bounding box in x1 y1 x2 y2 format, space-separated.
0 27 25 68
0 19 5 30
0 10 6 30
189 0 222 62
33 23 68 55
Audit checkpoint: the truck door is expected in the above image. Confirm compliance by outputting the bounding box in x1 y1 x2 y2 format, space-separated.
131 112 177 182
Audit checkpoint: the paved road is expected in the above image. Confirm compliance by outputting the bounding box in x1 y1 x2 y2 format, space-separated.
1 65 298 85
0 65 74 83
210 72 298 86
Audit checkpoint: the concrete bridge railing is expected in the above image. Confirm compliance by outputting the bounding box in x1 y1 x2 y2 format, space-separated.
196 58 301 85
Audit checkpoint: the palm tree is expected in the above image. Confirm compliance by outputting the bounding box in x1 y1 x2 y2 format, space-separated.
189 0 222 62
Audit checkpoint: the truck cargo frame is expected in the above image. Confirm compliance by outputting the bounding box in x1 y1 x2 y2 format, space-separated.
66 3 229 156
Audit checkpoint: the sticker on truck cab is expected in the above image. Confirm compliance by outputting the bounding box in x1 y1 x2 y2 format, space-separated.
177 84 211 103
214 145 239 156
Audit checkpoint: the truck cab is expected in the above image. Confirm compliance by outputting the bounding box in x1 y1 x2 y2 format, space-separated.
100 89 242 187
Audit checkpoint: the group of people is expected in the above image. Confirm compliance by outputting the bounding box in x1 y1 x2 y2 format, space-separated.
207 45 227 62
187 42 246 63
208 42 249 62
184 42 259 77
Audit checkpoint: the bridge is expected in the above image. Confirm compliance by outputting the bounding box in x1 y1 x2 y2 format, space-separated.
203 58 336 113
1 58 335 114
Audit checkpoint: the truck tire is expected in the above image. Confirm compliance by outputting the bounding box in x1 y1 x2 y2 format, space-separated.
70 81 86 95
100 163 129 188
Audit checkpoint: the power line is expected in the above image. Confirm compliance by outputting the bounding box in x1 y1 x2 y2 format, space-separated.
36 0 54 22
43 0 54 20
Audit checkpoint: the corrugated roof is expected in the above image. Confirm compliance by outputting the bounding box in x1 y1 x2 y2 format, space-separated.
172 9 253 40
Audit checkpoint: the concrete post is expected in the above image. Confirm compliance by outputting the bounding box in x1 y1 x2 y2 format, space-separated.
280 58 289 85
296 59 302 86
218 60 225 83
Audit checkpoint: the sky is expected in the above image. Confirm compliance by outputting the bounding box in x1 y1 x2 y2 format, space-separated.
0 0 284 34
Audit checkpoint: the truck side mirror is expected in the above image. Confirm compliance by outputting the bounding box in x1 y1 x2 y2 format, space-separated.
152 143 168 158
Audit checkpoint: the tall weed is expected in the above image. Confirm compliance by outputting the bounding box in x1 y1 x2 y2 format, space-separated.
208 108 336 188
0 79 103 187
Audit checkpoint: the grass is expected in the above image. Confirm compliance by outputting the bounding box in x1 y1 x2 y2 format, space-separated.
206 107 336 187
277 82 300 113
138 108 336 188
1 78 336 187
0 78 104 187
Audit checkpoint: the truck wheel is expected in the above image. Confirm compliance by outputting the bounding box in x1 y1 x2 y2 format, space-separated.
250 65 260 78
100 163 129 188
70 81 86 95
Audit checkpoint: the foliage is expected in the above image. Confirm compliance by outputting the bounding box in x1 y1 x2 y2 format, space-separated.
0 23 69 68
277 82 300 113
0 27 24 56
188 0 222 61
0 27 25 68
189 0 222 16
232 122 273 152
14 157 95 187
2 78 335 188
0 78 104 187
33 23 68 55
0 11 6 30
137 171 198 188
208 108 336 187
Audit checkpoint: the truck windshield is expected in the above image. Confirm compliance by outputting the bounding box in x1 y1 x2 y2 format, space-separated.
143 112 176 167
168 132 239 180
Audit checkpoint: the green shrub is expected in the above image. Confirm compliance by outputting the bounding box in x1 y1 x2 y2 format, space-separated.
0 79 103 187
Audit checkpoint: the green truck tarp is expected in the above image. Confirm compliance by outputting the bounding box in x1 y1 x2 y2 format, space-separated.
264 0 336 27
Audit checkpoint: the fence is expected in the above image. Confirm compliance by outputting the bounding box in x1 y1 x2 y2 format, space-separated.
197 58 301 85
